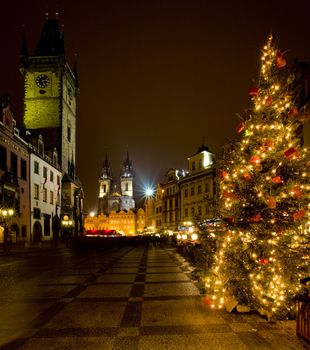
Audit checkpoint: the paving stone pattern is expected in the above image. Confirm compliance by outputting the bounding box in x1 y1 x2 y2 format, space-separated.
0 245 309 350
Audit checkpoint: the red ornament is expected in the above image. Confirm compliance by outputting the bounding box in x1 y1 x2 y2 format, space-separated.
248 87 259 97
264 96 273 107
244 172 252 181
202 296 213 308
272 176 283 184
220 170 229 179
236 122 245 133
293 186 302 198
223 190 233 199
264 140 273 150
250 213 262 222
276 51 286 68
293 210 305 221
259 258 269 265
284 147 297 159
288 108 298 117
267 196 276 209
250 156 261 164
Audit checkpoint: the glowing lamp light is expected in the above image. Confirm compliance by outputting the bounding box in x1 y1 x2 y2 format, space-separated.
145 188 154 197
181 234 188 240
191 233 198 241
177 234 181 240
89 211 95 217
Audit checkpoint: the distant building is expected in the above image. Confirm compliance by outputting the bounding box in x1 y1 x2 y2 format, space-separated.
98 152 135 214
0 95 30 243
179 144 217 223
84 208 145 236
151 143 217 232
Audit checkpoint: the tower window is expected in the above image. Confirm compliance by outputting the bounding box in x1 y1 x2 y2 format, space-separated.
125 183 128 191
67 127 71 142
192 162 196 171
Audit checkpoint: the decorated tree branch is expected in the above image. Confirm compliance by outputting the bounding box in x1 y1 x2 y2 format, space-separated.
205 36 309 319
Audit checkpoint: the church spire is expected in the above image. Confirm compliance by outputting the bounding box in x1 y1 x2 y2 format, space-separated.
101 153 111 179
35 15 65 57
121 151 133 178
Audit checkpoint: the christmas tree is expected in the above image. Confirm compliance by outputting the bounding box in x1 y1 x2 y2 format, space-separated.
205 36 309 319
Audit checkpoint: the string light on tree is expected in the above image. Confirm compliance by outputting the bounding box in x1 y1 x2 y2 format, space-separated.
205 35 309 320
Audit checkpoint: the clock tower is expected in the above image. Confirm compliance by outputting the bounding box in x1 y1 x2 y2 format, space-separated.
20 16 78 175
20 15 84 236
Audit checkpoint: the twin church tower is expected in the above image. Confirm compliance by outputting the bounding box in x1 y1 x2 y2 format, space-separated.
98 152 136 215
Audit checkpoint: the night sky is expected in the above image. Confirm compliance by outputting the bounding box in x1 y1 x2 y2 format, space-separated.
1 0 309 212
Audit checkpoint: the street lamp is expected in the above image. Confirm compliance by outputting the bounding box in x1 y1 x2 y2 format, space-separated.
61 215 73 246
0 208 14 253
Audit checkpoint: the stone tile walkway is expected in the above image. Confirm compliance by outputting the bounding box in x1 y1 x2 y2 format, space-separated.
1 244 309 349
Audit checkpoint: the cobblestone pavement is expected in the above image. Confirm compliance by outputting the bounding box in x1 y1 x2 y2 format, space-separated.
0 244 309 349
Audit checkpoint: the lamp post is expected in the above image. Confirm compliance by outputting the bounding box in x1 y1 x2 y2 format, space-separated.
0 208 14 253
62 215 73 246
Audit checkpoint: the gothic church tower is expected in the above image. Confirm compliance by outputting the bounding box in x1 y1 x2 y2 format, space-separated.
98 154 112 214
20 15 79 176
120 152 135 211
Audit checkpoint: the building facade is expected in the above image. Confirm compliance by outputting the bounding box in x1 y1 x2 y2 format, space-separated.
84 208 145 236
0 95 30 243
179 144 217 223
150 144 217 233
29 136 62 242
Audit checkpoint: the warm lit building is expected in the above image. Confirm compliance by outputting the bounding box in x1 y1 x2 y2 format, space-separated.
153 143 217 232
161 168 185 231
179 144 216 224
0 95 30 243
84 208 145 236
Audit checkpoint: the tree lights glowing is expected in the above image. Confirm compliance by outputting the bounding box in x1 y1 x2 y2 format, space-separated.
205 36 309 319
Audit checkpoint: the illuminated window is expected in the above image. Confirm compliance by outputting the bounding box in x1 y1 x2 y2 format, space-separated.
34 184 39 199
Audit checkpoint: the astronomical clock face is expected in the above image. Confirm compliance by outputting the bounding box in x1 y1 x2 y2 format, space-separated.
35 74 50 88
